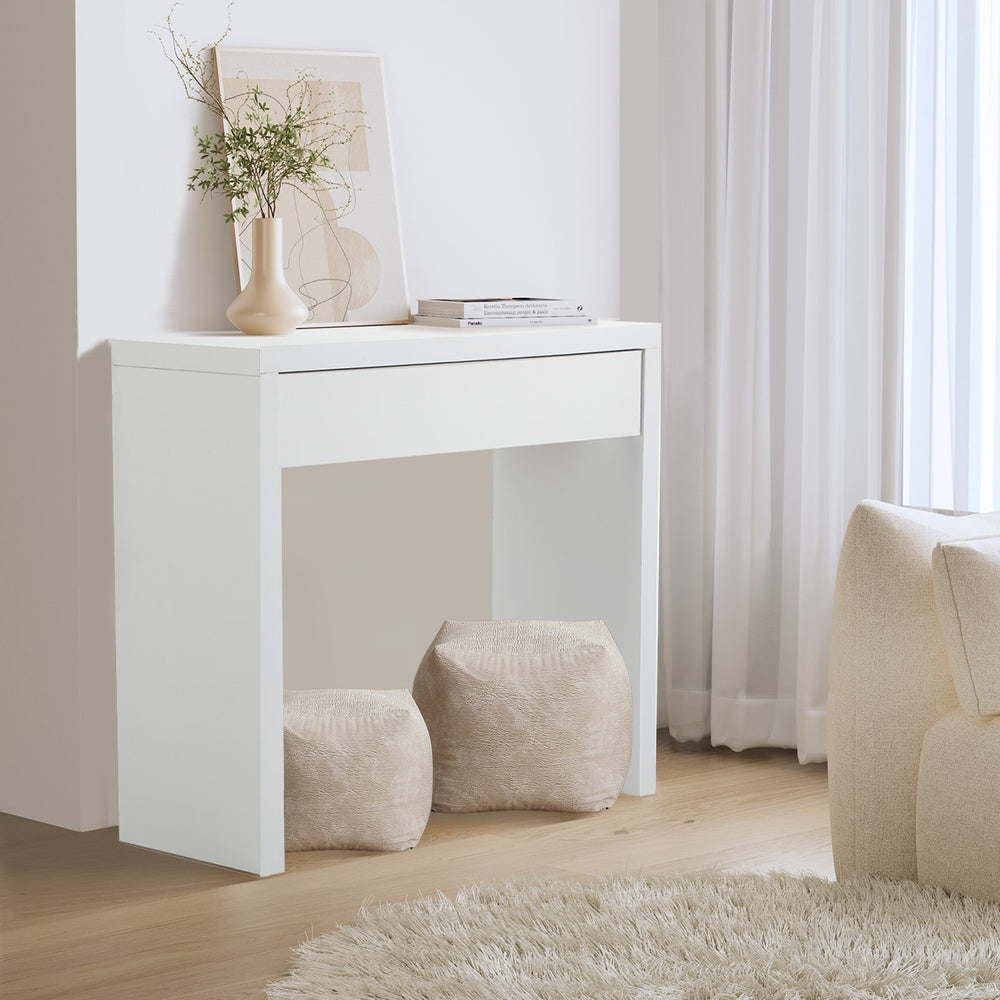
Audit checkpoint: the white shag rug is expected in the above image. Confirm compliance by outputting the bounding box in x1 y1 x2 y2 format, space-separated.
265 870 1000 999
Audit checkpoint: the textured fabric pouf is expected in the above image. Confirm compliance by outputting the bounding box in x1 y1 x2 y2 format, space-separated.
283 689 432 852
412 620 632 813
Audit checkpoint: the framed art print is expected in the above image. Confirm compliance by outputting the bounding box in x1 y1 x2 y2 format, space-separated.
215 48 409 326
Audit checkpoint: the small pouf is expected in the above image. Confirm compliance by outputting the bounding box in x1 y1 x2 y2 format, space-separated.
412 620 632 813
283 688 432 852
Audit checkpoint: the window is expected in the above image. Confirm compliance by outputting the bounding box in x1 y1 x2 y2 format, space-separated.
902 0 1000 512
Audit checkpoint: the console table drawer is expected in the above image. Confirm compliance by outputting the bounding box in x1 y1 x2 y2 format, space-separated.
278 349 641 467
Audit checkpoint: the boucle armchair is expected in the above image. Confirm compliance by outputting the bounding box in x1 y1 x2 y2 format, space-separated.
828 500 1000 901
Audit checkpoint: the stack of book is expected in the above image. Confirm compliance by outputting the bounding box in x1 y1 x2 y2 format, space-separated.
413 297 593 329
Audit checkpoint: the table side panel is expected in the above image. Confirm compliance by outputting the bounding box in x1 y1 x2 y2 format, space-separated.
278 351 642 468
635 345 662 793
112 366 284 876
492 436 649 793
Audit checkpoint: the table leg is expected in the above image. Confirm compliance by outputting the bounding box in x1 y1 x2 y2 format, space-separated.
492 429 659 796
112 366 284 875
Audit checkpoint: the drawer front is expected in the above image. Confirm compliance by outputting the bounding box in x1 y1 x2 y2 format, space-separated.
278 350 642 468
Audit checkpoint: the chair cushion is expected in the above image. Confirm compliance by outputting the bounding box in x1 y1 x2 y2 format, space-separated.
932 535 1000 718
917 708 1000 901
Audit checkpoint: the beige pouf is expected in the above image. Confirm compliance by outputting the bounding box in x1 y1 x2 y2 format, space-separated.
283 688 432 852
412 620 632 813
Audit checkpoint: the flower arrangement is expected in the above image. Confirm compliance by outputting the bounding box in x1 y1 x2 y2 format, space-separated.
153 4 365 224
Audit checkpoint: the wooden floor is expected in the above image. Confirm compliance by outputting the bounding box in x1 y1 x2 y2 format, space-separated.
1 733 833 1000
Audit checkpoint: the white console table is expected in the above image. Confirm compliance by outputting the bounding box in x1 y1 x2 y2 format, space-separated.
111 320 661 875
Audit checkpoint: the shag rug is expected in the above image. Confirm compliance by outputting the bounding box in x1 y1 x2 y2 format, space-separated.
265 870 1000 999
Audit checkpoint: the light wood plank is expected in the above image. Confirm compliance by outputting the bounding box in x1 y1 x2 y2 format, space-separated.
0 734 832 1000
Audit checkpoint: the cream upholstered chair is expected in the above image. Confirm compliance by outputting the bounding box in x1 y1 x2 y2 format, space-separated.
828 500 1000 901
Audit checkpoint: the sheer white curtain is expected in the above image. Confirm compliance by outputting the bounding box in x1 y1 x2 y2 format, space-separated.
902 0 1000 513
659 0 905 762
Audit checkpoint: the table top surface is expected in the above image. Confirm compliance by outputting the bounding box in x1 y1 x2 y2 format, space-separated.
109 320 662 375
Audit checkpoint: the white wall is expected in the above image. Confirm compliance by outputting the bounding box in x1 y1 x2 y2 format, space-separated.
1 0 622 829
75 0 622 345
0 1 83 829
620 0 660 325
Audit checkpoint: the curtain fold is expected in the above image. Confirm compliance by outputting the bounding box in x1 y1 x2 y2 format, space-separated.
659 0 905 762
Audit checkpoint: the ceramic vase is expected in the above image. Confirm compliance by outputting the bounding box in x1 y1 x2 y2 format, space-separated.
226 218 308 336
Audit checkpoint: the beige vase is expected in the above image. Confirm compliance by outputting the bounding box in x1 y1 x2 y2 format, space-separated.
226 218 308 336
